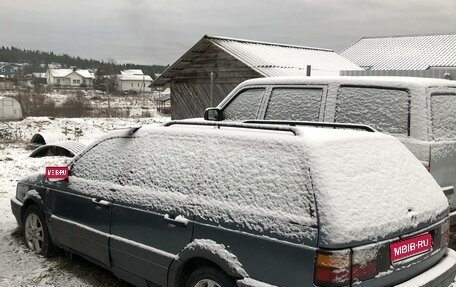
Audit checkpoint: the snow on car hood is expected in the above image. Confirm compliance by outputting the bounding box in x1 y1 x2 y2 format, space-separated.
302 129 449 248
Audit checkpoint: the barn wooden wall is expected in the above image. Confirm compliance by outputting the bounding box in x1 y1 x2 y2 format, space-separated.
169 43 263 119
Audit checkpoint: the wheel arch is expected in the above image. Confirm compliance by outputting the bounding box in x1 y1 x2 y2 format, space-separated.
21 190 46 220
169 239 248 287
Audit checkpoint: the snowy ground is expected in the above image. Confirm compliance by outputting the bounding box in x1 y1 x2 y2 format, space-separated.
0 116 169 286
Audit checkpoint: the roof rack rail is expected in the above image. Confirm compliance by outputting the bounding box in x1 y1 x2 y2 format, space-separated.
113 126 142 135
242 120 376 132
163 120 300 135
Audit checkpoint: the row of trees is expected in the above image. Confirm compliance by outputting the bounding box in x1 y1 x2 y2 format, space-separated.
0 46 168 77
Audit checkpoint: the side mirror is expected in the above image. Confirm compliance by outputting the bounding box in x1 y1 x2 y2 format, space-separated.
204 107 222 121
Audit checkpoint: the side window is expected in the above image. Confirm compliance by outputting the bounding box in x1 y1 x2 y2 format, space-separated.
223 88 265 120
71 131 316 220
265 88 323 121
430 94 456 141
335 86 409 135
71 138 132 183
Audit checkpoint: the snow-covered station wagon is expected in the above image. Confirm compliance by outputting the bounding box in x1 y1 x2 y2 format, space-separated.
10 121 456 286
204 76 456 215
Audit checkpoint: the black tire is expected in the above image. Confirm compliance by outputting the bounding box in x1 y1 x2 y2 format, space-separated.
185 266 236 287
22 205 56 257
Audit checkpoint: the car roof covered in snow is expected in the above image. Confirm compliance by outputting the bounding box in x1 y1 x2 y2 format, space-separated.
236 76 456 88
70 122 448 247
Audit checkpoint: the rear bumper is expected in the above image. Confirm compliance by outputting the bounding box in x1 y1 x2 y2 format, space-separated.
10 196 23 227
237 250 456 287
393 248 456 287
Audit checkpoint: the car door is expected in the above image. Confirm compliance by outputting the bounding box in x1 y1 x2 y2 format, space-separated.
88 134 195 286
46 172 111 268
110 201 194 287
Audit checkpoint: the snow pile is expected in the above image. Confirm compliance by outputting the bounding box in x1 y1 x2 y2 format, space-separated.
302 128 449 247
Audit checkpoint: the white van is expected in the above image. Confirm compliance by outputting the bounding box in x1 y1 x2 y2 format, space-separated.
204 76 456 214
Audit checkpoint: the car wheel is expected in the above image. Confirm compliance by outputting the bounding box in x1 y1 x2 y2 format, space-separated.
23 205 55 256
185 266 236 287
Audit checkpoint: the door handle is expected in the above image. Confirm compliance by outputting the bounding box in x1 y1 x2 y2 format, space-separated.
164 214 189 227
91 198 110 207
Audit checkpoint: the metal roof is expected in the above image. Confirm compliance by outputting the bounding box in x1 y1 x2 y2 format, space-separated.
48 69 95 79
341 33 456 71
117 74 153 81
152 35 361 86
121 69 144 75
29 141 86 158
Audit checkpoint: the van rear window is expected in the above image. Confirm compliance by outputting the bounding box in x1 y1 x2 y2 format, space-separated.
265 88 323 121
430 94 456 141
335 87 409 135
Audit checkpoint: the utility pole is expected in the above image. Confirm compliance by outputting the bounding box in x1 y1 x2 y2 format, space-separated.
210 72 214 107
142 75 145 106
106 76 111 118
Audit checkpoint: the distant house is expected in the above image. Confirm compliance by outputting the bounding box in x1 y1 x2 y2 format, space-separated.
31 72 47 85
151 35 362 119
0 75 14 90
116 69 152 92
0 64 18 79
46 68 95 87
340 33 456 79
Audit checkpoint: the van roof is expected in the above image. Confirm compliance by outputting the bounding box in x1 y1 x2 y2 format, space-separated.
238 76 456 88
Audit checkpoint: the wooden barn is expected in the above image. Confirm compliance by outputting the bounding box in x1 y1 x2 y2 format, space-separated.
151 35 361 119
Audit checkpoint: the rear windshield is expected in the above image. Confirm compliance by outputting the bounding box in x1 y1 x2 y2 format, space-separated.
265 88 323 121
335 86 409 135
223 88 265 120
72 130 316 219
430 94 456 141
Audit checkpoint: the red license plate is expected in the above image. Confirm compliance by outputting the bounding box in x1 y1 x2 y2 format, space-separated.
45 166 69 181
390 233 432 263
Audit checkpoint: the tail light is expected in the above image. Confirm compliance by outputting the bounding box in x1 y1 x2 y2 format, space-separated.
314 250 351 286
315 246 381 286
441 218 450 247
351 245 379 283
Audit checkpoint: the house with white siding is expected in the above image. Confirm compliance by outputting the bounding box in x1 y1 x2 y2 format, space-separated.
46 68 95 87
116 69 152 92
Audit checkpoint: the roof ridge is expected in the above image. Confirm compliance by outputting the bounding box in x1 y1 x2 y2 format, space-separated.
360 32 456 40
205 35 333 52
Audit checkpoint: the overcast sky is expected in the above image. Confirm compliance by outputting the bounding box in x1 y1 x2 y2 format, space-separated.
1 0 455 65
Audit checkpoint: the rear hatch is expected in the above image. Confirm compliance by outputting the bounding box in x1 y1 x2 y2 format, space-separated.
301 128 449 285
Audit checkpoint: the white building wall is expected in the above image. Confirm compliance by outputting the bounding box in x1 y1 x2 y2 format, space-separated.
67 72 84 86
117 80 152 92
